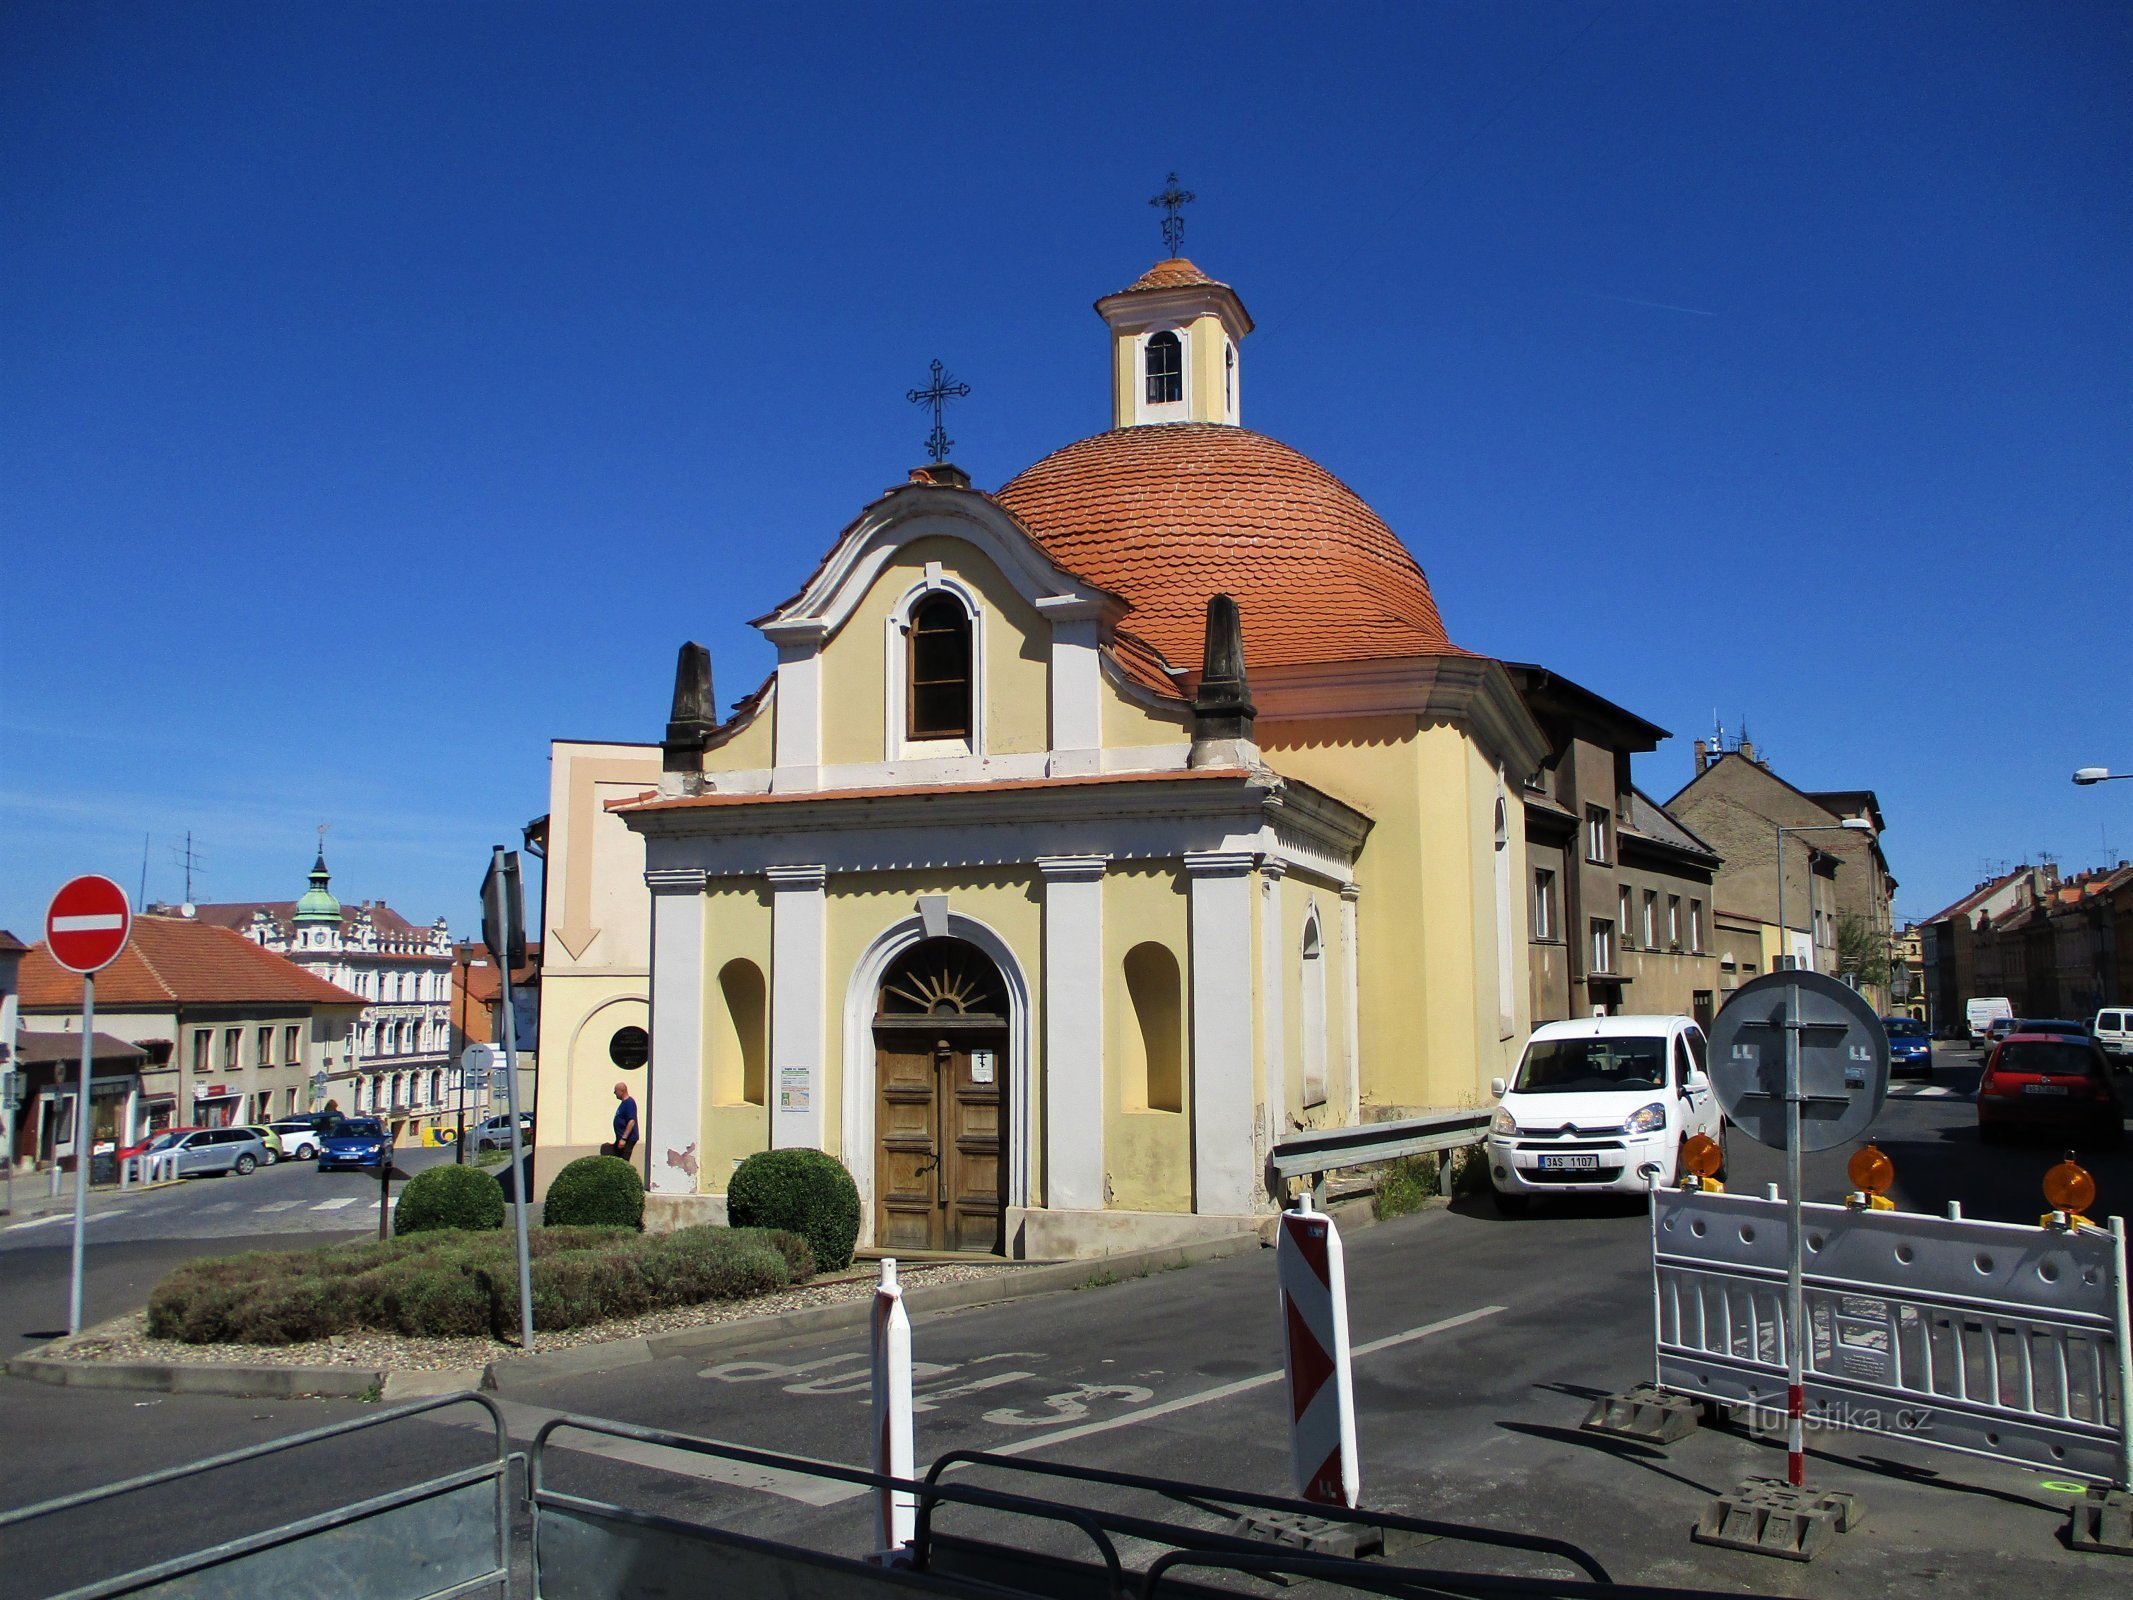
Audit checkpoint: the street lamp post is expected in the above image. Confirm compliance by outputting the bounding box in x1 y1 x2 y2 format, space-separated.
453 940 473 1165
2073 767 2130 786
1773 818 1875 978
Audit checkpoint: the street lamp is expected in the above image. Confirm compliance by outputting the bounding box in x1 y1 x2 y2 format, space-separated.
2073 767 2129 786
1774 818 1874 974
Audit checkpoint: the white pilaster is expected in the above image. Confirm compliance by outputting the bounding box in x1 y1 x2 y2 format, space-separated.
1257 862 1287 1162
1186 851 1258 1215
1340 883 1363 1126
647 871 707 1195
767 626 825 792
1038 855 1107 1210
768 864 828 1150
1039 601 1103 777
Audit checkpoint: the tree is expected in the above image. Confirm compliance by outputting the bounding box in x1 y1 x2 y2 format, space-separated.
1835 912 1892 988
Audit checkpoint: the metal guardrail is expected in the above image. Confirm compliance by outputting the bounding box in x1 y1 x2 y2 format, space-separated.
1650 1187 2132 1486
0 1391 515 1600
1268 1109 1491 1185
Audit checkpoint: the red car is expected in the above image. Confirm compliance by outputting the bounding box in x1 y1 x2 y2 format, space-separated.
116 1126 202 1163
1977 1035 2124 1149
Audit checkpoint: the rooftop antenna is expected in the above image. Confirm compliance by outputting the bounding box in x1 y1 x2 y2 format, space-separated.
170 831 205 905
138 832 150 910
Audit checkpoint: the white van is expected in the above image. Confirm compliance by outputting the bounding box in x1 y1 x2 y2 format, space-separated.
2094 1008 2132 1067
1965 997 2013 1041
1484 1014 1723 1215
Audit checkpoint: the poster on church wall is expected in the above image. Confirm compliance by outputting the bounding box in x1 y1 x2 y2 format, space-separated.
778 1065 810 1112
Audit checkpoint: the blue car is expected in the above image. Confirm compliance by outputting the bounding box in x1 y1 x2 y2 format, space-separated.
317 1118 395 1172
1883 1017 1933 1078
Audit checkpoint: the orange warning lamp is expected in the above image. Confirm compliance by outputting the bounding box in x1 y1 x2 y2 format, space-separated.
1846 1144 1894 1197
2042 1156 2096 1224
1681 1133 1723 1180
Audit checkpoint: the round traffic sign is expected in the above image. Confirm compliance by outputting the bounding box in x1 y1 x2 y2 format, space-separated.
45 875 133 975
1707 969 1889 1152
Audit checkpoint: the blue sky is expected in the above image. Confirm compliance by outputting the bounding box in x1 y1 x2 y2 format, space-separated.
3 1 2128 939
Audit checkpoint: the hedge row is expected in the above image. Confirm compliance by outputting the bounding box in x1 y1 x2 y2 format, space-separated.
145 1225 815 1345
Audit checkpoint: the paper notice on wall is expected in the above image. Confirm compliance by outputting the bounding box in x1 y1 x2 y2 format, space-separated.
778 1066 810 1112
970 1050 995 1085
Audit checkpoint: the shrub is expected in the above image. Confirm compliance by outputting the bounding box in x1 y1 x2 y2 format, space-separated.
543 1155 645 1230
394 1164 506 1235
1373 1155 1439 1221
727 1149 861 1272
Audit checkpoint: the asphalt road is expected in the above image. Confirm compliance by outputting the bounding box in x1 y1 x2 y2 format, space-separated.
2 1042 2128 1599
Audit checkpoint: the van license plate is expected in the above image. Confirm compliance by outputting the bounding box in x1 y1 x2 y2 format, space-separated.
1539 1154 1600 1172
2022 1083 2068 1096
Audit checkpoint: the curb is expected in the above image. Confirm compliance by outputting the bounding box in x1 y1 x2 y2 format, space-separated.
4 1229 1268 1401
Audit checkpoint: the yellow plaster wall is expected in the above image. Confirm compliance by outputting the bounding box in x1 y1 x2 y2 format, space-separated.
821 870 1044 1187
1259 718 1430 1111
1188 312 1229 420
1101 865 1192 1213
701 882 773 1190
701 688 775 774
1100 672 1192 748
815 535 1051 766
533 973 650 1194
1279 876 1352 1131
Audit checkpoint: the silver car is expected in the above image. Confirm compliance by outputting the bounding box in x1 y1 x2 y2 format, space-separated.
143 1127 270 1178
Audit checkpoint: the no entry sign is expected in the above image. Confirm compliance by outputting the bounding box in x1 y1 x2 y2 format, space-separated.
45 875 132 974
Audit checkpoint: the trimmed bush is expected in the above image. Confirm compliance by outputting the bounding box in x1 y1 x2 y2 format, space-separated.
543 1155 645 1229
394 1164 506 1235
727 1149 861 1272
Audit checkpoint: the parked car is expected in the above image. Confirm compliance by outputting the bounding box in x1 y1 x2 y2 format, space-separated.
1882 1016 1933 1078
1485 1014 1723 1214
316 1118 396 1172
472 1111 535 1152
2094 1008 2133 1068
137 1127 270 1177
242 1125 288 1164
117 1126 197 1165
268 1118 330 1160
1977 1034 2123 1148
1985 1014 2021 1045
2012 1018 2088 1040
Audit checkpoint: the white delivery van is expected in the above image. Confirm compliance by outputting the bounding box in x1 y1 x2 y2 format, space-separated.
1965 996 2013 1041
2093 1008 2132 1067
1484 1014 1722 1215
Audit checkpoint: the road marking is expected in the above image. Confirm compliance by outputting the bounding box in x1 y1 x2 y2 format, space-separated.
4 1209 131 1233
255 1201 306 1212
312 1197 359 1211
977 1305 1506 1459
1888 1085 1958 1099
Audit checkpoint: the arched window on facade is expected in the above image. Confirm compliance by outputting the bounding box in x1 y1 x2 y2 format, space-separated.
712 958 768 1106
1122 942 1184 1114
1144 330 1183 405
1300 912 1328 1107
907 593 973 741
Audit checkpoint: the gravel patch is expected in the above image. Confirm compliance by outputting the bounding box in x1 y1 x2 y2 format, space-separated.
45 1261 1021 1373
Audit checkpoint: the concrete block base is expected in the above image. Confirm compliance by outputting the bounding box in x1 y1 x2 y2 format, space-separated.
1228 1509 1381 1559
1582 1382 1701 1444
643 1192 728 1233
2069 1487 2133 1556
1692 1478 1862 1562
1005 1206 1264 1260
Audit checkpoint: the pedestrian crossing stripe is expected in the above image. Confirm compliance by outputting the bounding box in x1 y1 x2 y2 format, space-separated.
312 1197 359 1210
1887 1084 1959 1098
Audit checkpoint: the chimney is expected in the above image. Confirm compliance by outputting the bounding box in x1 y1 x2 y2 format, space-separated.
1693 739 1709 775
1739 740 1757 765
661 642 717 796
1189 594 1257 768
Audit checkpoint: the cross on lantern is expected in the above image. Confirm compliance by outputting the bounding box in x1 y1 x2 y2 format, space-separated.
906 359 970 464
1150 172 1195 257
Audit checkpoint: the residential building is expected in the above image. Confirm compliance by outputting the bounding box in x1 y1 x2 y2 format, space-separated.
1507 665 1721 1028
1891 925 1926 1023
185 850 455 1138
538 249 1556 1256
1 929 26 1169
1917 866 2038 1034
17 916 363 1159
451 939 542 1120
9 1031 147 1169
1666 743 1896 1005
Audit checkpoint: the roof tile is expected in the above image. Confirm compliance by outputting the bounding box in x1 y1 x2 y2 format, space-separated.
19 917 366 1011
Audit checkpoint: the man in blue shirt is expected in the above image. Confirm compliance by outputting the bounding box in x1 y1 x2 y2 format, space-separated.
610 1080 639 1163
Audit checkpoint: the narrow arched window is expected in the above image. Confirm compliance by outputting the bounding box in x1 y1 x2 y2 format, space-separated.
907 594 972 740
1123 942 1184 1114
1145 330 1183 405
1301 913 1328 1107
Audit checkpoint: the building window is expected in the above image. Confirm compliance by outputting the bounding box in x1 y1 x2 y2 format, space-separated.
1585 805 1611 864
1223 341 1235 413
192 1031 210 1073
1642 890 1658 950
222 1028 241 1070
1590 919 1617 974
256 1026 273 1067
1300 915 1328 1107
284 1024 301 1064
1618 886 1635 946
906 594 973 740
1532 869 1557 941
1144 330 1183 405
1123 942 1184 1114
1667 895 1682 949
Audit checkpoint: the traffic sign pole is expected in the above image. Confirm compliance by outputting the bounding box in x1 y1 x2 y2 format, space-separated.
69 973 95 1337
1784 978 1806 1489
486 847 535 1351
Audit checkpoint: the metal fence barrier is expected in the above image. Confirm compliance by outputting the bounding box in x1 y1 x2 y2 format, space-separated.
1650 1187 2132 1485
1269 1109 1490 1200
0 1391 515 1600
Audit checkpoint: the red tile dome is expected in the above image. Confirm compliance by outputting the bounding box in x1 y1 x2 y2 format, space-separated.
995 423 1463 671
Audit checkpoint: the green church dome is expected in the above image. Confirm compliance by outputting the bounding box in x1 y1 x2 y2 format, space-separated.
294 848 342 923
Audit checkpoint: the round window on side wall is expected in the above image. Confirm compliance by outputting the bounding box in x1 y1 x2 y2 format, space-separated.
608 1025 649 1070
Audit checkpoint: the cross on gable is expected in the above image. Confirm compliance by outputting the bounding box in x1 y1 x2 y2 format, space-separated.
905 358 971 464
1150 172 1195 257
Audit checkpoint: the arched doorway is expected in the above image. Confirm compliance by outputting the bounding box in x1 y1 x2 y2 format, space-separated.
873 937 1008 1254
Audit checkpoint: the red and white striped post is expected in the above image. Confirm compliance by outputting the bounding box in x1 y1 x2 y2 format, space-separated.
1277 1194 1360 1507
871 1257 915 1556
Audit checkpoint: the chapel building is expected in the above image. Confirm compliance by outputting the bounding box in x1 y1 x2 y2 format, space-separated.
535 255 1552 1256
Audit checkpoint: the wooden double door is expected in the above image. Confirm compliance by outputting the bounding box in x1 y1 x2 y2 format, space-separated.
874 1027 1006 1255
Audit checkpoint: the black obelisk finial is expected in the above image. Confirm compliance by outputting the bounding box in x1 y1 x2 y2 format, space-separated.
1192 593 1255 745
662 641 716 776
